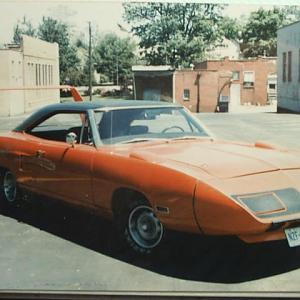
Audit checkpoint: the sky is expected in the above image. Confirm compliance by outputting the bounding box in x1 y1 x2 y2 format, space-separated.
0 0 295 45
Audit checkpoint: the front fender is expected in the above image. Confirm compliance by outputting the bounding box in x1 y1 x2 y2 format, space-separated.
92 151 200 233
194 181 270 235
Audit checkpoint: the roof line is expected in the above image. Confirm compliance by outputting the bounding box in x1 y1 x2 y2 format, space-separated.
278 20 300 31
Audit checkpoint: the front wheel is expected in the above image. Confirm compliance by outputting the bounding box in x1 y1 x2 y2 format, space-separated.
116 199 164 254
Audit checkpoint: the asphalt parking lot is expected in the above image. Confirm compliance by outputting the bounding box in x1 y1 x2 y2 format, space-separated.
1 111 300 295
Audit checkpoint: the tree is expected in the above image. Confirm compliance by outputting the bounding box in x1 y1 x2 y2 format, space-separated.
93 33 137 85
283 6 300 22
219 16 242 41
123 3 227 67
38 17 80 84
13 16 36 44
241 8 289 57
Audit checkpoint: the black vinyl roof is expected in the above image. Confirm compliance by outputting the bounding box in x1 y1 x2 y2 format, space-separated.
49 99 178 110
15 100 180 132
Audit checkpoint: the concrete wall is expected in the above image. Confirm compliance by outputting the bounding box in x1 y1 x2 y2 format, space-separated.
277 22 300 112
0 35 59 116
0 50 24 116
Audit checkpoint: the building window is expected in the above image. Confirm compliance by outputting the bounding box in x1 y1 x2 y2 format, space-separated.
243 71 255 88
269 83 276 90
219 95 229 103
38 64 41 86
183 89 190 101
41 64 43 85
50 65 53 85
45 65 48 85
35 64 38 86
232 71 240 81
283 52 287 82
288 51 292 82
48 65 50 85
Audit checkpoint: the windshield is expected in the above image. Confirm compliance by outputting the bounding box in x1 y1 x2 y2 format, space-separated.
95 106 209 145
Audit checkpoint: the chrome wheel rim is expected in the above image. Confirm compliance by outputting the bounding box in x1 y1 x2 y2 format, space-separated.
3 172 17 203
128 205 163 249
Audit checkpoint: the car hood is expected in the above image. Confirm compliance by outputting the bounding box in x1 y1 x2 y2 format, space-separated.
126 139 300 179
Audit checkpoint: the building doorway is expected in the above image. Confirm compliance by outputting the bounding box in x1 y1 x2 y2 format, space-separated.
229 84 241 112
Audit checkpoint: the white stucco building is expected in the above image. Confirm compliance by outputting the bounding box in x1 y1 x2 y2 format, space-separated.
206 38 241 60
0 35 60 116
277 21 300 112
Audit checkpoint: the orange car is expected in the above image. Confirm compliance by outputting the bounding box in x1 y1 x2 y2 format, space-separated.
1 100 300 253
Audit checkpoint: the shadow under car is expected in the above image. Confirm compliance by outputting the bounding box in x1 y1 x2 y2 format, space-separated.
2 195 300 284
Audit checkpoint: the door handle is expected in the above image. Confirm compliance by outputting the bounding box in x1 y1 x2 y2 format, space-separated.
36 150 46 158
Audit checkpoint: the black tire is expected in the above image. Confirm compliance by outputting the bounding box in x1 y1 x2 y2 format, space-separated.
115 198 164 254
0 169 21 211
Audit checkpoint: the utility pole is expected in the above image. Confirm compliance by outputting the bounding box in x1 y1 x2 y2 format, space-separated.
165 43 167 65
88 21 92 101
116 53 119 86
196 72 201 113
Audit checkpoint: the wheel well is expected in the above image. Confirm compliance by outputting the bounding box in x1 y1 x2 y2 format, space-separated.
111 188 150 217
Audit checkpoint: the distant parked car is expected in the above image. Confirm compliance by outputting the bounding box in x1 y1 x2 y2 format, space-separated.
1 100 300 253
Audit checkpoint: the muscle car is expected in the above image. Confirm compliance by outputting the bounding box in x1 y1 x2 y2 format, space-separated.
1 100 300 253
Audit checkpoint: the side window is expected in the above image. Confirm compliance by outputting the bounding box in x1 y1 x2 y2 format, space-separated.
29 112 91 144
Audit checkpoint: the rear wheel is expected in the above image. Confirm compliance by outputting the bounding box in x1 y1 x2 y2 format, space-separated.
0 170 20 210
116 198 164 254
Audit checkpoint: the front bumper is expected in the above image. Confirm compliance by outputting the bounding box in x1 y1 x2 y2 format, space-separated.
239 220 300 243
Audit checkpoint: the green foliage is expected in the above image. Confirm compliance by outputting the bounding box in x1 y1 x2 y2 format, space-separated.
283 6 300 22
13 16 36 44
76 61 96 86
37 17 80 84
123 3 227 67
219 16 242 41
241 8 289 57
93 33 137 85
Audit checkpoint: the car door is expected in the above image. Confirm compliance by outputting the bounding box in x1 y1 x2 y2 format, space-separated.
33 140 96 206
25 111 95 207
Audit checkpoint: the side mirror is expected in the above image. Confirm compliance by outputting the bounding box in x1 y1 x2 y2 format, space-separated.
66 132 77 147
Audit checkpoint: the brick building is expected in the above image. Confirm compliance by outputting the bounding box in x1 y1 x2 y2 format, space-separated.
133 57 277 113
195 57 277 111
